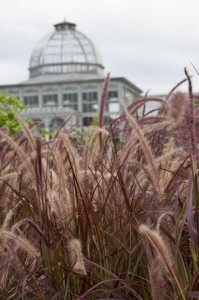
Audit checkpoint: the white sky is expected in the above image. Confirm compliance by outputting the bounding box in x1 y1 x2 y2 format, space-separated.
1 0 199 94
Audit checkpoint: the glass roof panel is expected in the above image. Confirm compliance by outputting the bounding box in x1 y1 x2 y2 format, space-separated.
29 22 104 77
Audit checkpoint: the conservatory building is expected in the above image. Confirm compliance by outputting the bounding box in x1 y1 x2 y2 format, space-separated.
0 21 142 132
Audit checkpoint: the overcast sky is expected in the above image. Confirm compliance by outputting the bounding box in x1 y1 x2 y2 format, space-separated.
0 0 199 94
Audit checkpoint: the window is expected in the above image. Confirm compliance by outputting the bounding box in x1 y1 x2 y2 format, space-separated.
82 92 98 112
49 118 64 132
43 94 58 107
83 117 93 126
63 93 78 110
31 118 45 135
105 90 119 114
23 95 39 107
107 91 118 101
103 116 112 124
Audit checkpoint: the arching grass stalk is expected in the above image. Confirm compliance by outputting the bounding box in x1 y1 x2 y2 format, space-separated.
139 224 186 300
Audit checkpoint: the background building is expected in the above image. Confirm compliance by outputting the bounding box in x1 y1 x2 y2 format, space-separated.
0 21 142 132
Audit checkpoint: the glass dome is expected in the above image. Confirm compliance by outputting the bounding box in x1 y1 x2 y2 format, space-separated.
29 21 104 78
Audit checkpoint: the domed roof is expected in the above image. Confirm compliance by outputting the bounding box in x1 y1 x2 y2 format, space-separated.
29 21 104 78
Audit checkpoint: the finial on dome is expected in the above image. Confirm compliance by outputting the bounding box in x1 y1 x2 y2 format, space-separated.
54 20 76 31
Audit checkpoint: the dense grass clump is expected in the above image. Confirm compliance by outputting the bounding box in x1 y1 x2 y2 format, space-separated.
0 72 199 299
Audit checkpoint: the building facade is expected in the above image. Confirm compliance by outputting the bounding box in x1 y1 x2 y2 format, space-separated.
0 21 142 132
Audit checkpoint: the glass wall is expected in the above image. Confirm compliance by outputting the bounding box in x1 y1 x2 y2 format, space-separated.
105 91 119 115
82 92 98 112
23 95 39 107
83 117 93 126
49 118 64 132
63 93 78 110
43 94 58 107
31 118 45 135
29 28 104 77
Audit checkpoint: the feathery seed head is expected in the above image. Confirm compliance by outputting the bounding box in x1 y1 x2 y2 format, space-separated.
67 238 86 275
0 229 39 259
139 224 175 279
149 258 166 300
167 92 188 126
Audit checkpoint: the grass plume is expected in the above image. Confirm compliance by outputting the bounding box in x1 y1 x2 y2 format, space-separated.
0 76 198 298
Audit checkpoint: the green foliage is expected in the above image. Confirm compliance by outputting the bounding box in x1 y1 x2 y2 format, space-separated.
41 127 52 138
0 93 26 135
91 115 98 126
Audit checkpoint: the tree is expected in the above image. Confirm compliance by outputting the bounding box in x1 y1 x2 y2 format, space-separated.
0 93 26 135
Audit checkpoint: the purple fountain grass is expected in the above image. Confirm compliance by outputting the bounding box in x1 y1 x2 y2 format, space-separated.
149 258 167 300
0 75 198 298
167 92 188 127
98 73 110 151
184 68 198 164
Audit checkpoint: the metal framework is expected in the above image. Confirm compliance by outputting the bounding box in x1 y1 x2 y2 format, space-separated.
29 21 104 78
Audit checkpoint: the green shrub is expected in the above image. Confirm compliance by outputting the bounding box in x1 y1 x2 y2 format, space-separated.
0 93 27 135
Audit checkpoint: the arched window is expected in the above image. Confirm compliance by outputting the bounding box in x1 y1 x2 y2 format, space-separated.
49 118 64 132
32 118 45 135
